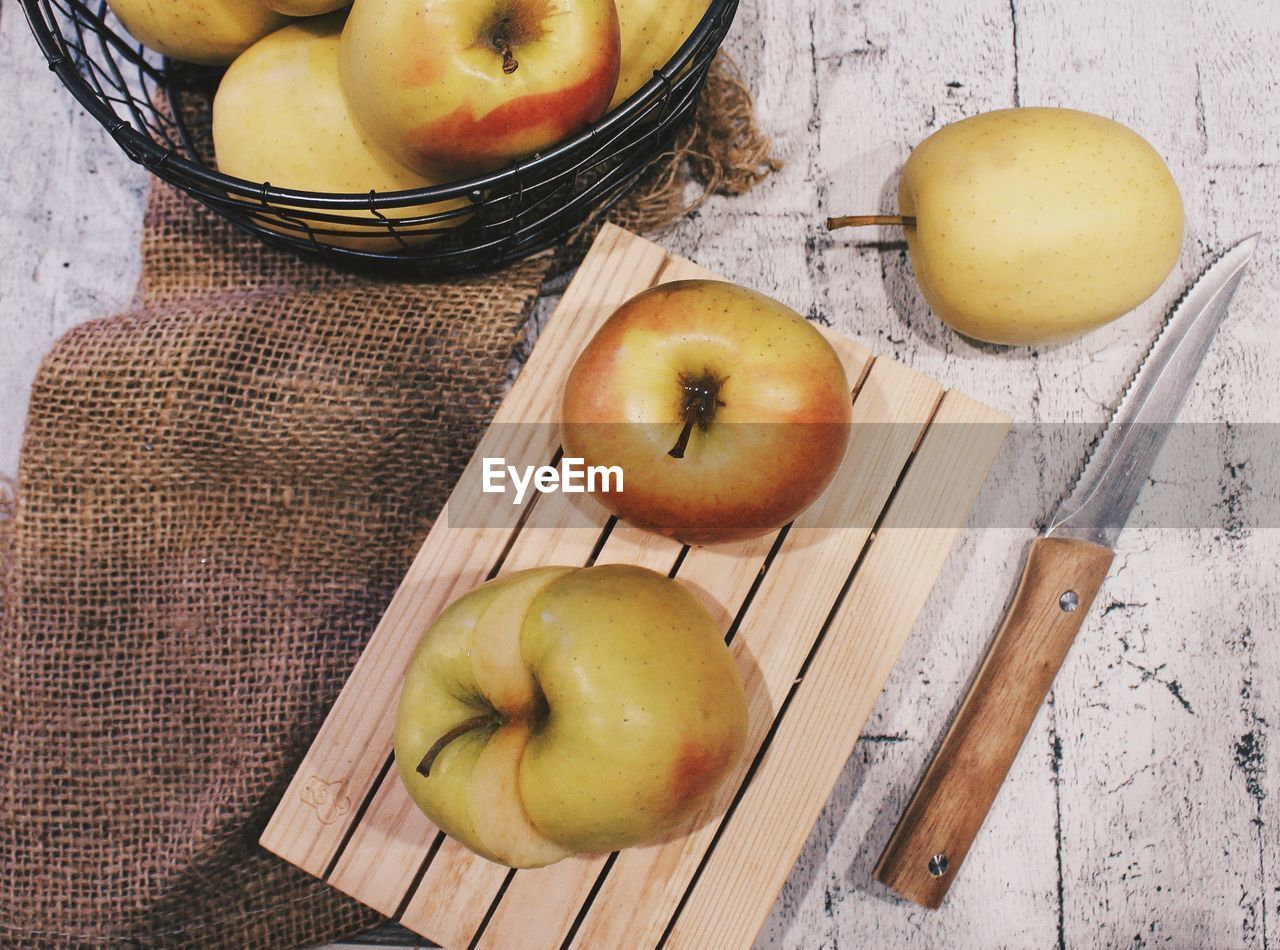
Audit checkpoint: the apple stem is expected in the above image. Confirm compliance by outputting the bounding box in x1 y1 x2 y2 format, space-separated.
825 214 917 230
668 372 726 460
416 714 495 778
491 17 519 75
669 417 695 460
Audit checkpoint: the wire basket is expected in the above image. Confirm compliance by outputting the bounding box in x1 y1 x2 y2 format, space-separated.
20 0 739 273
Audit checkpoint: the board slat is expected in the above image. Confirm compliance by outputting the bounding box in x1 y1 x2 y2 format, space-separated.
592 517 683 574
261 225 1010 949
326 763 436 915
399 836 509 950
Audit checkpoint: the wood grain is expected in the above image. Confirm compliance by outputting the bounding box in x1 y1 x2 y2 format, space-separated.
875 535 1114 908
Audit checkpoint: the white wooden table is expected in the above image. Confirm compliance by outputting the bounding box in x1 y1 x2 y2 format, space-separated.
3 1 1277 946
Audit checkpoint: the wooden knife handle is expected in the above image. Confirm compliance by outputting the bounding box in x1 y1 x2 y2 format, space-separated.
875 535 1115 908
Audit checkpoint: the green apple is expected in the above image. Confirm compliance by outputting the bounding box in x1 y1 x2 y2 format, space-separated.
213 16 469 250
395 565 747 868
610 0 710 109
107 0 286 65
561 279 853 545
829 107 1184 345
339 0 620 177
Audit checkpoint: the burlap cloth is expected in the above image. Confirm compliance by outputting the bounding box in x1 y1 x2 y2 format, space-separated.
0 59 777 949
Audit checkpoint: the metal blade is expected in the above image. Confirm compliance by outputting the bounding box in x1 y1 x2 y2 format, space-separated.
1046 234 1260 548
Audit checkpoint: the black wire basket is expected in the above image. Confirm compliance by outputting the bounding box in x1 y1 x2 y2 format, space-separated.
20 0 738 273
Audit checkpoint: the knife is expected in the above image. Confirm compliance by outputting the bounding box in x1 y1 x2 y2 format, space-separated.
874 233 1261 909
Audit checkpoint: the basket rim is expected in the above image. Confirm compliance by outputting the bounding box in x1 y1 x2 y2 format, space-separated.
20 0 733 209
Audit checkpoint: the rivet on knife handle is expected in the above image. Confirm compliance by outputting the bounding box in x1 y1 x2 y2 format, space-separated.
874 536 1113 908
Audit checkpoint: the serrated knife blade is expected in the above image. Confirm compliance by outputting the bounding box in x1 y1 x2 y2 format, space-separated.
875 234 1260 910
1047 233 1261 547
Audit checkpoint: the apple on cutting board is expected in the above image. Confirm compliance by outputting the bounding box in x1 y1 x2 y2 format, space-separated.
562 279 853 545
395 565 747 868
339 0 621 177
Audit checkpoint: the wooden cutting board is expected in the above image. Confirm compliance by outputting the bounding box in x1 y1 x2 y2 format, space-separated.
260 224 1010 949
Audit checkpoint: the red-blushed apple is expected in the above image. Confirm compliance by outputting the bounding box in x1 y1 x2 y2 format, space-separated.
610 0 710 109
561 279 853 545
338 0 620 177
394 564 747 867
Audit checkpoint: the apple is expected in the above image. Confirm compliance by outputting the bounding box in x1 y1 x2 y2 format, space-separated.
561 279 853 545
395 565 747 867
610 0 710 109
213 17 470 250
339 0 621 177
107 0 286 66
260 0 347 13
828 107 1184 345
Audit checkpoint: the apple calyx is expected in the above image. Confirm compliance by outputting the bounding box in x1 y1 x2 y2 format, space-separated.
668 371 726 460
417 713 498 778
825 214 917 230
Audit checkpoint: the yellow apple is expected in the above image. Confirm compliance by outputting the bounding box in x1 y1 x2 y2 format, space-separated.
339 0 620 177
610 0 709 109
561 279 853 545
394 564 747 867
834 107 1183 345
260 0 347 13
212 16 469 250
107 0 286 65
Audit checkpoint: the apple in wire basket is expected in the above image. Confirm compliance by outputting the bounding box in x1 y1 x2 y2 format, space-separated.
609 0 711 109
259 0 348 14
107 0 286 65
562 280 854 545
394 565 748 867
212 16 471 250
339 0 621 177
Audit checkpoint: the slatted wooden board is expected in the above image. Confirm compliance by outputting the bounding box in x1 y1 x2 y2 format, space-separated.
260 223 1010 948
